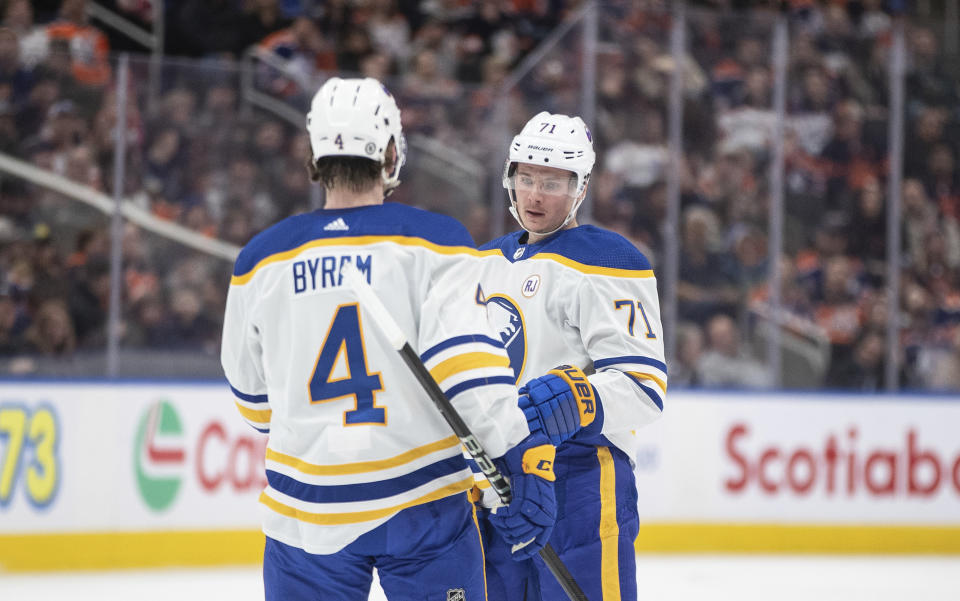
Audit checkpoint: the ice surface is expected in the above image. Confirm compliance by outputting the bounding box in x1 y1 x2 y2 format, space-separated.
1 555 958 601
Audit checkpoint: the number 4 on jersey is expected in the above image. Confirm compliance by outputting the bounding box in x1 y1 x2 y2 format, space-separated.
309 303 386 425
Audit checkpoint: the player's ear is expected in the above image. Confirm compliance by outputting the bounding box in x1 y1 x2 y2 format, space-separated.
574 181 589 205
305 149 320 182
383 139 397 178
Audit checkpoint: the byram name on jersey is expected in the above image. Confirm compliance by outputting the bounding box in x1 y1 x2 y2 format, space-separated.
292 254 372 294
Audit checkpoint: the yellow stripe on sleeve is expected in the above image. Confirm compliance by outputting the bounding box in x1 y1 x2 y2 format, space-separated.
234 402 271 423
259 477 474 525
428 352 511 383
598 446 622 600
266 435 461 475
626 371 668 395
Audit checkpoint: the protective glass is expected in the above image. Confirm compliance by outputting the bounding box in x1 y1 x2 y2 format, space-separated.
503 165 578 198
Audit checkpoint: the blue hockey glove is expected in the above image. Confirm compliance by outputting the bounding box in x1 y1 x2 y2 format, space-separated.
488 433 557 561
518 365 599 447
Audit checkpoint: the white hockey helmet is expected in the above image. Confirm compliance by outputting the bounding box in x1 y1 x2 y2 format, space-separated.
502 111 596 234
306 77 407 191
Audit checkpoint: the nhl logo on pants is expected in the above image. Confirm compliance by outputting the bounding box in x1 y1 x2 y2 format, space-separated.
446 589 465 601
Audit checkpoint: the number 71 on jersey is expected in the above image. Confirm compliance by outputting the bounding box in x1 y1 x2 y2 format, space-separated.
614 299 657 339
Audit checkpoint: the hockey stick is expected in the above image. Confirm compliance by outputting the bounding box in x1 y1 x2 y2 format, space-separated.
342 265 590 601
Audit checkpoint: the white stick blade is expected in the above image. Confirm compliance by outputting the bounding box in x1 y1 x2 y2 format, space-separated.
340 261 407 350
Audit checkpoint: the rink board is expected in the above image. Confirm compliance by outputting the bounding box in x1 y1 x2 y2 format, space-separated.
632 390 960 554
0 383 958 570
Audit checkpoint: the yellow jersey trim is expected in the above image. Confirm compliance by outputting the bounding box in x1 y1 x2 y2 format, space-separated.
429 352 511 383
259 477 474 525
598 446 622 600
472 502 490 601
626 371 668 396
234 401 271 423
231 235 481 286
266 435 461 476
530 253 654 278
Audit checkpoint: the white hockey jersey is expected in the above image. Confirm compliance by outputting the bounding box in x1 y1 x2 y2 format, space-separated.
221 203 528 555
476 225 666 466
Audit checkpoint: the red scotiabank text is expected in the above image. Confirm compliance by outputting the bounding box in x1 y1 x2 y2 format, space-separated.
195 421 268 492
724 422 960 497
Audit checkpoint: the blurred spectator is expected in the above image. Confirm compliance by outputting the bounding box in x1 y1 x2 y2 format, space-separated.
22 298 76 357
366 0 411 64
41 0 111 88
0 285 28 355
904 105 948 180
68 255 110 347
844 174 886 282
2 0 34 40
604 111 668 189
143 127 186 211
729 225 768 293
63 142 103 190
906 26 955 108
171 0 246 58
672 321 705 388
924 142 960 220
66 227 108 269
336 25 374 73
815 255 867 386
256 17 336 98
0 26 35 109
235 0 290 56
149 288 219 351
0 0 957 389
827 329 886 390
696 313 772 389
677 206 739 324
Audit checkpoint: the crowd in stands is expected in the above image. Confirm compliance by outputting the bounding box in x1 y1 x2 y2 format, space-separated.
0 0 957 390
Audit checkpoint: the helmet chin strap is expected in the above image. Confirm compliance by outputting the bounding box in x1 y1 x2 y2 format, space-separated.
509 192 585 239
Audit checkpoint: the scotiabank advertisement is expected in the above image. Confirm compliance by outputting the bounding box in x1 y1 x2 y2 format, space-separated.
634 391 960 525
2 384 958 554
0 382 265 533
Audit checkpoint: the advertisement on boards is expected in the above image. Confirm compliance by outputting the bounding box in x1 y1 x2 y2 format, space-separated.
0 382 265 534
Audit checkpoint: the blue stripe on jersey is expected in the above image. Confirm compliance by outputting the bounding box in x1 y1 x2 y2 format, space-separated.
624 373 665 411
253 426 270 434
420 334 504 364
230 384 269 404
266 455 468 503
594 355 668 374
444 375 516 399
480 225 652 271
234 203 475 277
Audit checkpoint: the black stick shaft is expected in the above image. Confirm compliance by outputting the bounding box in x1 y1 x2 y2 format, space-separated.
398 343 590 601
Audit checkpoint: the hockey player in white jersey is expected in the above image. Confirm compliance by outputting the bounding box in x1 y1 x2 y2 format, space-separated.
475 111 667 601
221 78 558 601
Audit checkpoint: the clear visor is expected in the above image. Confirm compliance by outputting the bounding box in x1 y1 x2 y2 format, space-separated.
502 162 579 198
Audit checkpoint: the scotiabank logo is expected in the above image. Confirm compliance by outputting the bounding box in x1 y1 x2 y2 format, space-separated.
134 400 267 512
135 401 185 511
725 423 960 497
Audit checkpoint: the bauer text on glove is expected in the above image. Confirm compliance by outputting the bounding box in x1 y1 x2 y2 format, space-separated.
518 365 599 447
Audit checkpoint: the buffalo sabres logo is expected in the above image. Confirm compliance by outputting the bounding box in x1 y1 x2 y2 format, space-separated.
476 284 526 382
